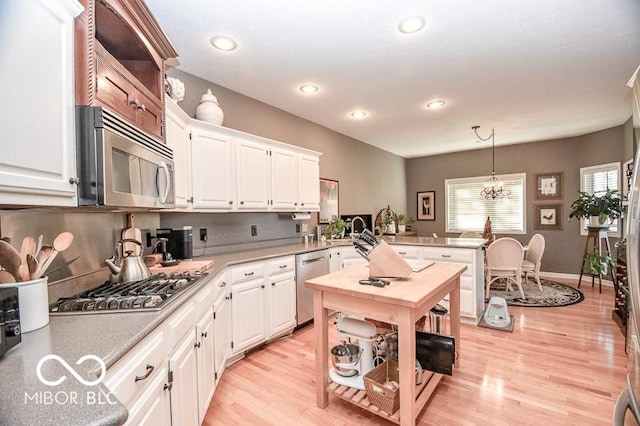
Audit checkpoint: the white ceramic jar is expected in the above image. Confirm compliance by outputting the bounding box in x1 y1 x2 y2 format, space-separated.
195 88 224 125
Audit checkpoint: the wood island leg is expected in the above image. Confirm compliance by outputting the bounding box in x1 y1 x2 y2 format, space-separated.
397 307 417 426
313 289 329 408
449 278 461 368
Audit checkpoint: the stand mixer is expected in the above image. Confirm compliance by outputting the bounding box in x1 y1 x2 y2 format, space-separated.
329 317 378 390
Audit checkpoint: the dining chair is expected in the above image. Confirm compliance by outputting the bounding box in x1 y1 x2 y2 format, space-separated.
459 231 483 238
521 234 545 292
485 237 526 299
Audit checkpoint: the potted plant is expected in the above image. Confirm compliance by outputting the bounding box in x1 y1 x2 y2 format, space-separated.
569 189 623 227
583 249 614 276
397 214 415 233
324 217 351 239
382 206 397 234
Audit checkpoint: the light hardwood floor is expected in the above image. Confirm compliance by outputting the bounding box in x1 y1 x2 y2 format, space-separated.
204 278 636 425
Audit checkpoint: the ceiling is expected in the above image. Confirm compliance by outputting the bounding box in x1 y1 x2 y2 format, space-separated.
145 0 640 159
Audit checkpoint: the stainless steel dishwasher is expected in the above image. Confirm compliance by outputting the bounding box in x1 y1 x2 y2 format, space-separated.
295 249 330 327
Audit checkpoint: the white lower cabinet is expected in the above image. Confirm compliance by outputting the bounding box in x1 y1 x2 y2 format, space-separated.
124 366 172 426
104 327 170 425
267 258 296 337
196 308 215 423
212 275 229 385
417 245 484 323
168 330 199 426
229 256 296 359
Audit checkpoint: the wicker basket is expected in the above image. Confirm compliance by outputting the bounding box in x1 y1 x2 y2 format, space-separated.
363 360 400 415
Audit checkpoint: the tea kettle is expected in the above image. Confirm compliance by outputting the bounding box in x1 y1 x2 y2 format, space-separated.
105 239 151 283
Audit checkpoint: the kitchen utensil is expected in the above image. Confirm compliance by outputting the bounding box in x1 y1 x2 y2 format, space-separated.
34 234 43 259
0 270 16 284
19 236 36 281
26 254 38 280
105 239 151 283
359 229 379 248
36 245 52 265
331 342 361 377
122 214 142 256
353 240 371 260
0 240 23 282
33 232 74 279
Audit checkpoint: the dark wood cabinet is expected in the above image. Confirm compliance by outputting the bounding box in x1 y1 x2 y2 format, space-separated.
75 0 177 142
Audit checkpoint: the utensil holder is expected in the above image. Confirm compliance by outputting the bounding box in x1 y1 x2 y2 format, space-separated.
13 276 49 332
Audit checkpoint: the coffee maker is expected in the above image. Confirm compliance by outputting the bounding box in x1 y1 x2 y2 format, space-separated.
156 226 194 260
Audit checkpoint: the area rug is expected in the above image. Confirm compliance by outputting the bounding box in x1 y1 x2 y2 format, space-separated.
487 278 584 307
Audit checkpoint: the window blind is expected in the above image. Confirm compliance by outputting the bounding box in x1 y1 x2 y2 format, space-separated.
580 162 620 235
446 173 526 234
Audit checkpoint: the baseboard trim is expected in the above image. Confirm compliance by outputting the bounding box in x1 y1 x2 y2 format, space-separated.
540 271 614 287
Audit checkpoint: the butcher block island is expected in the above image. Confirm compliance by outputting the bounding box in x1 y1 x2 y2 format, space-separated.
305 262 465 426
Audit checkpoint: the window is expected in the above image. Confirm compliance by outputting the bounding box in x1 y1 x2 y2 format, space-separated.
579 162 620 236
446 173 526 234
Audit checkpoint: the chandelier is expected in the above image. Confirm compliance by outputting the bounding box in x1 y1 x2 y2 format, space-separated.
472 126 510 201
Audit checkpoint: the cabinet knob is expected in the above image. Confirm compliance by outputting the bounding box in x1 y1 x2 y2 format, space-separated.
194 342 201 349
271 282 275 286
261 284 265 289
164 383 172 392
229 200 233 205
202 331 208 338
240 201 245 205
68 177 80 185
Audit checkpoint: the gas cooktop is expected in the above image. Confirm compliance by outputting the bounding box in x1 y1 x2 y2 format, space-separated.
50 272 206 315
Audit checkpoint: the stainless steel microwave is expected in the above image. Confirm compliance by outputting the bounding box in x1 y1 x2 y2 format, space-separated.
76 106 175 209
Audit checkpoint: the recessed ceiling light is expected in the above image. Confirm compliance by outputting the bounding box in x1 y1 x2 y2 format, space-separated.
299 84 319 95
398 16 426 34
350 110 367 119
426 100 446 109
210 36 238 51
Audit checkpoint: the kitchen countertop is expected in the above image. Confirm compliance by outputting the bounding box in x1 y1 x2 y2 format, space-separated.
0 236 483 425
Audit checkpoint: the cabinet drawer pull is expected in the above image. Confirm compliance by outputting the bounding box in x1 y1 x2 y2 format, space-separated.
164 382 172 392
219 281 227 287
134 364 154 382
279 264 287 269
441 254 451 258
244 271 254 276
398 251 407 255
130 98 146 111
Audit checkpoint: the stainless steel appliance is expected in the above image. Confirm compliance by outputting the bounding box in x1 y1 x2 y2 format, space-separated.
615 147 640 424
49 272 205 314
295 250 329 326
0 287 21 357
76 106 175 209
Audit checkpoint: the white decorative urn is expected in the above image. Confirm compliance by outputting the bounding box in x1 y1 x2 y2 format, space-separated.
195 89 224 125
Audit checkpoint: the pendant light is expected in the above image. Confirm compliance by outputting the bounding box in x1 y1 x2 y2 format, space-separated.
472 126 510 201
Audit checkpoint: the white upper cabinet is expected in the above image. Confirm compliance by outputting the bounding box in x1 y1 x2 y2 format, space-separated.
174 111 321 212
298 153 320 211
270 147 299 210
165 98 191 208
236 138 271 210
190 122 236 210
0 0 82 206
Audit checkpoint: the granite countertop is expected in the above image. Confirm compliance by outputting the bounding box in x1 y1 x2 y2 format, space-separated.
0 236 483 425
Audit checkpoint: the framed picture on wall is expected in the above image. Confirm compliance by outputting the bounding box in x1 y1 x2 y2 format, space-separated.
535 172 563 200
417 191 435 221
535 204 562 230
318 178 339 224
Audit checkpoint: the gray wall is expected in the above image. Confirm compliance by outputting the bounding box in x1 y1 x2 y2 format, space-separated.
406 124 628 274
167 68 407 220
